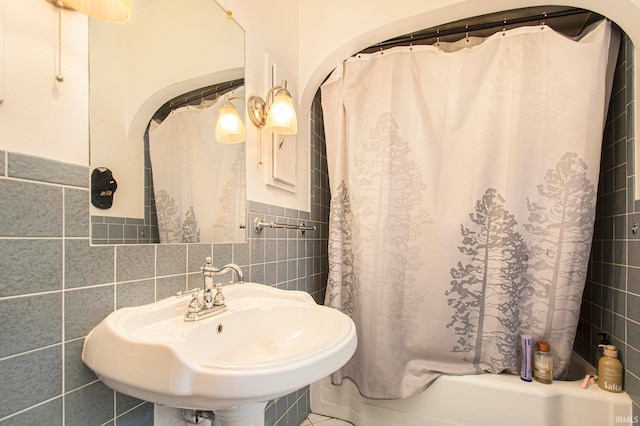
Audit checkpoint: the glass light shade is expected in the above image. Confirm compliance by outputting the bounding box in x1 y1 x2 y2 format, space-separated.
216 103 246 144
59 0 132 23
265 91 297 135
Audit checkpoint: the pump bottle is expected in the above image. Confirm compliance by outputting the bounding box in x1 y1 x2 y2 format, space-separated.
597 344 623 393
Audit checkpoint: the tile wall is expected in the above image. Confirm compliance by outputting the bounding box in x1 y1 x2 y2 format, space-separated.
0 92 329 426
574 32 638 413
91 132 159 245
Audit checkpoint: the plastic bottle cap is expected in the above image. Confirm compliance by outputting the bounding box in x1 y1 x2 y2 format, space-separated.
537 341 550 352
600 344 618 357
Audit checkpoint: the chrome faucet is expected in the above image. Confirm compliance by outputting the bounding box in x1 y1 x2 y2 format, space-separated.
175 257 244 322
211 262 244 284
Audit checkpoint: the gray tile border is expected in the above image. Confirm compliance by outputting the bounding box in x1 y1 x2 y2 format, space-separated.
116 392 146 416
7 152 88 188
0 239 62 297
105 216 126 224
65 188 90 238
156 275 186 301
115 402 154 426
250 238 265 264
250 263 265 284
64 285 114 340
91 222 108 240
233 242 250 266
248 201 270 214
65 239 114 288
156 244 186 277
0 397 63 426
123 224 138 239
0 346 62 419
187 271 203 290
0 179 63 237
116 279 155 309
213 243 233 266
265 239 277 263
0 149 5 176
264 262 277 285
115 245 155 282
0 293 62 358
64 339 97 391
64 381 114 426
187 244 212 273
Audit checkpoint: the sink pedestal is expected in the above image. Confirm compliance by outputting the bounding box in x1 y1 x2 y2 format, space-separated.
213 402 268 426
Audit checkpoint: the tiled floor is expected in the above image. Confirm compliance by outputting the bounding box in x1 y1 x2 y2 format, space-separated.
301 413 353 425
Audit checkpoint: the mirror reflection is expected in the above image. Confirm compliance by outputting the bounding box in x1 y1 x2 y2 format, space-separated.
149 82 246 243
89 0 246 245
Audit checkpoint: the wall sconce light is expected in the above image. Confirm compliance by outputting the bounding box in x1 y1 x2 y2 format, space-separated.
46 0 133 23
215 95 246 144
248 80 298 135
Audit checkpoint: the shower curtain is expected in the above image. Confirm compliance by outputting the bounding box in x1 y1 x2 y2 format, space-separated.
149 87 246 244
322 21 615 399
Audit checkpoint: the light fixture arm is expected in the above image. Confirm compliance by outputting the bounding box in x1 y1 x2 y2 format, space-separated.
225 94 246 104
248 80 289 129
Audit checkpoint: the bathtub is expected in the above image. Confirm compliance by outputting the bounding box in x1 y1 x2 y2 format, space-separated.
311 354 632 426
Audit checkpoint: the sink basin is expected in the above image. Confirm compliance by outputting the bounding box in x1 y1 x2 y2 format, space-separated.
82 283 357 418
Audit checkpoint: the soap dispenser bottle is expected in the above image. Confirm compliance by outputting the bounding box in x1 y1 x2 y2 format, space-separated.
596 333 611 369
597 345 623 393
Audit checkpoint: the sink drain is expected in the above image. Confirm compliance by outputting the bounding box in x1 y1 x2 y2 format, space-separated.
217 323 223 334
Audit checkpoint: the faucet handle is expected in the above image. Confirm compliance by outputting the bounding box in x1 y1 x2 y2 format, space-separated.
175 288 203 314
175 287 201 298
213 283 226 306
187 293 203 314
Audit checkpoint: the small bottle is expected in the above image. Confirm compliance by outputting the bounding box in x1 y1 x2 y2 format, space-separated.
520 334 533 382
597 345 623 393
533 341 553 384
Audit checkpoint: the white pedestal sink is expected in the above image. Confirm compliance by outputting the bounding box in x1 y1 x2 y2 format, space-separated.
82 283 357 426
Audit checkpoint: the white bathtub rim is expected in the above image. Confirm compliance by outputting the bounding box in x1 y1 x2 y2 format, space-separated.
311 352 631 426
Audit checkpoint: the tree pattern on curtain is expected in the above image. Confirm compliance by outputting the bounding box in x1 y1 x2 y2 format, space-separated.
182 206 200 243
520 152 596 375
446 188 529 372
351 113 430 339
214 146 246 242
326 181 356 316
155 189 201 243
445 153 595 377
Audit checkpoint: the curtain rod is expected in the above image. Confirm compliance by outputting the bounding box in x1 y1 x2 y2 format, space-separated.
155 78 244 118
364 8 596 52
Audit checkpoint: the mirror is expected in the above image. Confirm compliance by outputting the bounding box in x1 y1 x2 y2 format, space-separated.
88 0 245 245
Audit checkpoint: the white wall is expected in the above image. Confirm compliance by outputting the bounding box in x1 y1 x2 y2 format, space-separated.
0 0 88 166
2 0 638 213
225 0 308 212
